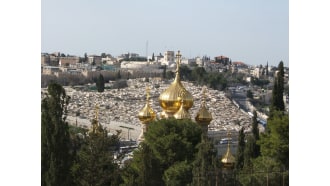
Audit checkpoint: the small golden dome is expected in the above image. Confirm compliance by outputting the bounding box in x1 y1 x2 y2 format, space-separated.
195 87 212 125
174 98 191 120
138 86 156 124
159 51 194 116
221 147 235 165
221 132 235 168
160 110 168 119
89 105 103 134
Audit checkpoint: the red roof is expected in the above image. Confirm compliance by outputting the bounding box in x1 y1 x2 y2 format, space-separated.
232 61 246 66
215 55 229 59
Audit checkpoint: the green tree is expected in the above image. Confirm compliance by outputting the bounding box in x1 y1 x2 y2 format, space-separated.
251 110 260 157
235 127 245 171
242 111 261 171
162 65 167 79
122 118 202 185
179 65 192 81
151 53 155 61
71 121 121 186
121 142 163 186
191 137 219 186
145 119 201 167
116 70 121 80
271 61 285 112
191 66 206 84
84 52 88 63
246 90 253 99
258 111 289 169
238 155 288 186
96 74 105 92
166 70 175 79
164 161 192 186
244 135 256 169
41 82 73 186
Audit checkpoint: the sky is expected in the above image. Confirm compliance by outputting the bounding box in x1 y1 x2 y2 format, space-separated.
42 0 288 67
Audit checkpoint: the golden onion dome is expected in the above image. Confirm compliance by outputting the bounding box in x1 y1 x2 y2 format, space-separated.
159 51 194 115
138 86 156 124
89 105 103 135
221 146 235 168
221 132 235 168
195 87 212 125
173 98 191 120
160 110 168 119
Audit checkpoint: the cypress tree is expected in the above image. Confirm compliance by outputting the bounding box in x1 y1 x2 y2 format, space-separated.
152 53 155 61
41 82 73 186
192 137 219 186
243 135 256 169
235 127 245 171
96 74 105 92
251 110 260 157
271 61 285 112
162 65 167 79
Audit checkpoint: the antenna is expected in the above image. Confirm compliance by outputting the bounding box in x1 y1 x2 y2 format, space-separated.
146 40 149 62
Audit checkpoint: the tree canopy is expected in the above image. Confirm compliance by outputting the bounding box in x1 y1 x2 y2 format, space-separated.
121 118 207 185
71 121 122 186
41 82 73 186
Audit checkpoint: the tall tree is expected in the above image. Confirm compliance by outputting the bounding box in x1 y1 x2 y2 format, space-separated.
239 111 289 185
116 70 121 80
41 82 73 186
162 65 167 79
151 53 155 61
243 135 256 169
84 52 88 63
96 74 105 92
71 121 121 186
271 61 285 112
122 118 202 185
235 127 245 171
251 110 260 157
191 137 219 186
258 110 289 169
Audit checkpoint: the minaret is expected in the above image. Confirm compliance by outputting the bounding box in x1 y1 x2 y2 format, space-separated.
137 86 156 142
159 50 194 118
221 131 235 169
195 86 212 136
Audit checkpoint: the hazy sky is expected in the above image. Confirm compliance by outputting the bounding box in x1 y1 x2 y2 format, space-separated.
42 0 288 67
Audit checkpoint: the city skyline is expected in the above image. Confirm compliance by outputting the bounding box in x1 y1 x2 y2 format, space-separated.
42 0 288 67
